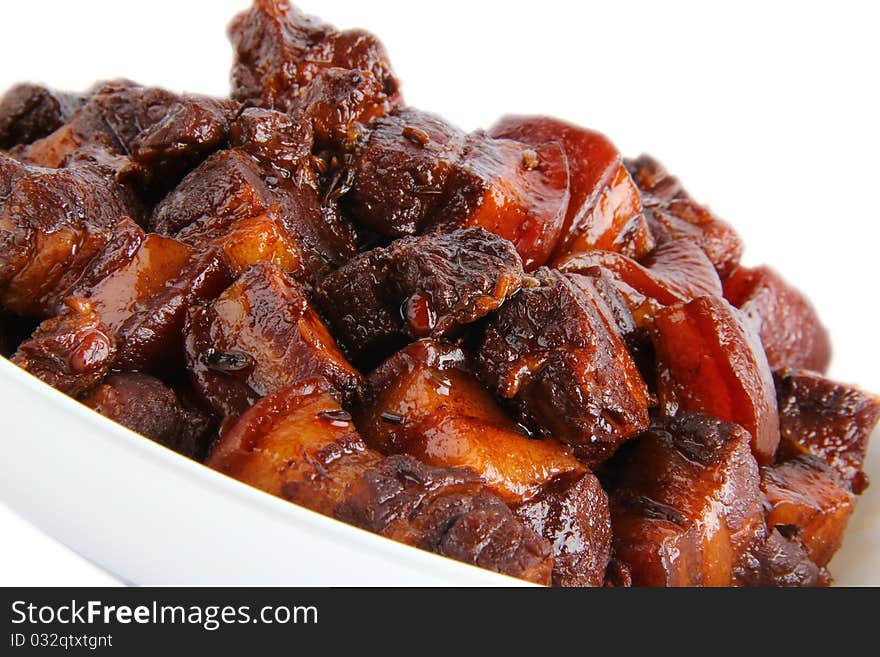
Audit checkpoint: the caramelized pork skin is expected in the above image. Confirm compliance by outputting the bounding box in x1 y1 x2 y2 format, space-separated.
0 83 85 150
489 115 653 261
478 268 649 464
184 263 361 424
228 0 400 112
775 369 880 494
724 266 831 373
11 297 115 397
82 373 216 460
208 378 553 584
651 295 779 464
609 413 765 587
315 227 524 365
626 155 743 277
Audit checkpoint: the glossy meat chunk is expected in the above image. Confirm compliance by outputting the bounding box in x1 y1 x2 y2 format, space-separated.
557 239 722 326
345 108 467 237
359 339 584 504
626 155 743 277
315 227 524 364
184 263 360 423
490 115 653 261
82 373 216 459
513 471 612 587
427 132 570 270
0 83 84 149
724 266 831 373
208 379 552 584
228 107 313 173
11 297 115 397
736 528 824 587
651 295 779 464
202 210 303 276
775 369 880 494
610 413 765 586
0 154 141 317
229 0 400 112
761 455 855 567
478 268 649 463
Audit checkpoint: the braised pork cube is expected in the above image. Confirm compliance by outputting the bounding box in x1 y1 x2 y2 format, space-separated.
82 373 216 459
0 84 84 150
11 297 115 397
724 266 831 373
345 108 467 237
184 263 361 424
359 339 584 504
557 239 722 326
775 369 880 494
203 211 303 276
736 528 824 587
489 115 653 261
228 107 313 174
0 154 142 317
315 228 524 364
626 155 743 277
427 132 570 270
513 471 612 587
610 413 765 587
478 268 649 464
229 0 400 112
651 295 779 464
761 455 855 568
208 378 552 584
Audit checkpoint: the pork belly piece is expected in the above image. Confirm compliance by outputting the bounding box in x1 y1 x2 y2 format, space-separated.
82 373 216 460
11 297 115 397
359 339 584 504
229 0 400 112
151 148 356 284
0 154 142 317
557 239 722 326
626 154 743 277
208 378 552 584
315 227 524 365
651 295 779 464
345 108 468 238
724 266 831 373
513 471 612 587
228 107 313 174
489 115 653 261
184 263 361 424
478 268 649 464
20 80 240 191
204 211 303 276
736 528 824 587
775 369 880 494
0 84 85 150
761 455 855 568
609 413 765 587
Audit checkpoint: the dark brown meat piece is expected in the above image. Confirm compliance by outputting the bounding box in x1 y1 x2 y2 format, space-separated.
513 471 612 587
228 107 313 173
11 297 115 397
81 373 216 459
724 266 831 373
345 108 468 238
358 339 584 504
0 154 141 317
609 413 765 586
626 154 743 277
761 454 855 568
228 0 400 112
651 295 780 464
0 84 84 150
315 227 524 365
478 268 649 464
775 369 880 494
489 115 653 261
207 378 552 584
736 529 825 587
557 238 722 327
184 263 361 425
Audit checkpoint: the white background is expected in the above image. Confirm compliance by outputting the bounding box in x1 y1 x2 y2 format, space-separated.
0 0 878 585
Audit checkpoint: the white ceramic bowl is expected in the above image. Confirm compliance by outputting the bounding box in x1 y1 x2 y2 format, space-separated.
0 357 876 586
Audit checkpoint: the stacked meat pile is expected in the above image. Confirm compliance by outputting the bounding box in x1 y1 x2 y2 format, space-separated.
1 0 877 586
